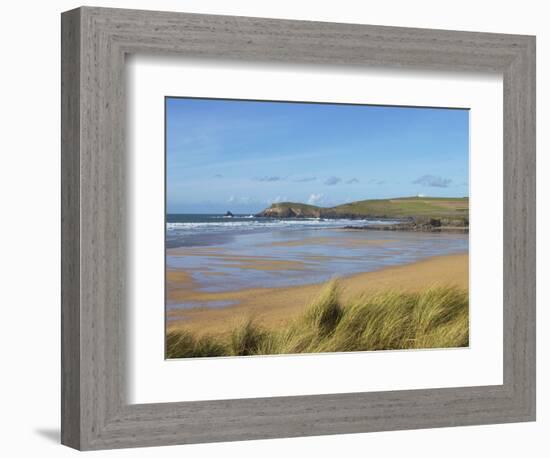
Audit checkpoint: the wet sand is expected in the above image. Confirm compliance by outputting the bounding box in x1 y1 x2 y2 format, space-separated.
261 237 396 248
167 253 468 337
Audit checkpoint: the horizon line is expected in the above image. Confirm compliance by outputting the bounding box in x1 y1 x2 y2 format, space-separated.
167 195 469 214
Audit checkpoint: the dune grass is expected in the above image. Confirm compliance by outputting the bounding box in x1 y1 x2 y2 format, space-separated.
165 282 469 359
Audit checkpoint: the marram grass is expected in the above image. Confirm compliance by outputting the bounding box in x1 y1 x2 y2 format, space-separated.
166 282 469 359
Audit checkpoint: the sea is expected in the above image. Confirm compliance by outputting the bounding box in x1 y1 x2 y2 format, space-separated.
166 213 404 248
166 214 469 309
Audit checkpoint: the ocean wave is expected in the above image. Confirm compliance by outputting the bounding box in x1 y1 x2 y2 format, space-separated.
166 218 400 233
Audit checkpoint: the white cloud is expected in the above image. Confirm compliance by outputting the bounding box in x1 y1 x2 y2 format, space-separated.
228 195 253 204
413 175 452 188
308 193 324 205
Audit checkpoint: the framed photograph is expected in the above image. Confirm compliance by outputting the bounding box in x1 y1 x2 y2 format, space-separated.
61 6 535 450
164 97 471 359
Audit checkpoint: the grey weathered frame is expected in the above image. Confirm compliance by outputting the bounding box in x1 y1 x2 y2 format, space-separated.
61 6 536 451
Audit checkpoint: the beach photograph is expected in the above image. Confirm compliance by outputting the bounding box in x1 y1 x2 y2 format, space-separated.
165 97 469 358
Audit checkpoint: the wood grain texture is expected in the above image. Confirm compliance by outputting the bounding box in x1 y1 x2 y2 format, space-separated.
60 7 81 449
61 6 536 450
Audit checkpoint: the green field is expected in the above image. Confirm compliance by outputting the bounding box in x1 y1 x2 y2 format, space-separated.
256 196 469 224
166 282 469 358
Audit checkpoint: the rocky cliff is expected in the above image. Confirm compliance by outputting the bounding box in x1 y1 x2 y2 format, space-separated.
255 203 321 218
255 197 469 228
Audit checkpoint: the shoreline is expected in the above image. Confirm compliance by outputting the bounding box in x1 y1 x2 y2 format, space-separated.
167 252 468 337
342 222 468 233
342 224 468 233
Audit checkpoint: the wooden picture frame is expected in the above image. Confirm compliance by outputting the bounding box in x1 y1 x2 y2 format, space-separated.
61 6 536 450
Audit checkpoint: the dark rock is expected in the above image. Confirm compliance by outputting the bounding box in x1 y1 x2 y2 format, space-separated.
343 222 468 234
256 205 321 218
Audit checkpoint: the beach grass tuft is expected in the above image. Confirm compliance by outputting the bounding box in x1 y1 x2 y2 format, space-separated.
165 330 227 358
166 282 469 358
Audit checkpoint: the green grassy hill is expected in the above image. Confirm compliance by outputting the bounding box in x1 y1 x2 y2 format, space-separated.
256 196 468 224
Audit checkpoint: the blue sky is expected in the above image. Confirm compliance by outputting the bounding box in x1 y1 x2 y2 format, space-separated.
166 97 469 214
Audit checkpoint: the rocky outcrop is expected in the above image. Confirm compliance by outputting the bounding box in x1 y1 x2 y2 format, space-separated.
255 204 321 218
344 217 469 233
225 211 234 217
255 199 469 232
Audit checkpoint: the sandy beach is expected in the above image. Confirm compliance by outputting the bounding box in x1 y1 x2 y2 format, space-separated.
167 253 468 337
